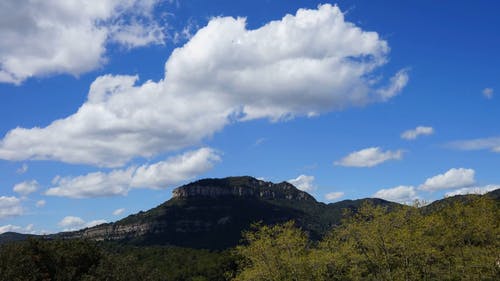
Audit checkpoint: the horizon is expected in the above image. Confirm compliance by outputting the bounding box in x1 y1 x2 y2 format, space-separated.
1 0 499 235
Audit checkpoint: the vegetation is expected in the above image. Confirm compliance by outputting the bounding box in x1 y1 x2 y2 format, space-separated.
234 196 500 281
0 240 236 281
0 195 498 280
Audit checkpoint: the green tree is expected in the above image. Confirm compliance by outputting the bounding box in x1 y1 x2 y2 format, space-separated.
234 221 326 281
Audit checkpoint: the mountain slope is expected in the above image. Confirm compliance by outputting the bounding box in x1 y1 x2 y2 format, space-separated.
4 176 496 249
52 176 396 249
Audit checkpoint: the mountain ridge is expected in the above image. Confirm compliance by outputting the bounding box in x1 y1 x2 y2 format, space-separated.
1 176 498 249
172 176 316 201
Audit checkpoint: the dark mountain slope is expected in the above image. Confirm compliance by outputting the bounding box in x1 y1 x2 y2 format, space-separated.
422 188 500 214
3 176 496 249
0 232 36 243
50 176 397 249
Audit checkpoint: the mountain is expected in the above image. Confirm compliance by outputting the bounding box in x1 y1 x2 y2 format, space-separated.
421 187 500 214
0 232 36 243
3 176 497 249
51 176 397 249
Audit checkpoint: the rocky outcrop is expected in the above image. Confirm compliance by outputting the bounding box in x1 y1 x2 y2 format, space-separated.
52 176 316 245
172 176 315 201
57 222 161 241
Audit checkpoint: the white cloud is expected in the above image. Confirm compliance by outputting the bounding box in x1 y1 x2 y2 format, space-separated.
58 216 85 231
419 168 475 191
449 136 500 153
58 216 106 231
287 175 316 192
0 224 35 234
0 0 165 84
113 208 125 216
13 180 39 196
108 19 165 48
173 19 198 43
85 219 107 228
325 191 344 201
0 224 23 234
445 185 499 197
335 147 403 167
0 4 407 167
483 88 494 99
376 69 410 100
47 168 133 198
401 126 434 140
130 147 221 188
0 196 22 219
16 163 28 174
35 200 46 208
46 147 220 198
373 185 417 204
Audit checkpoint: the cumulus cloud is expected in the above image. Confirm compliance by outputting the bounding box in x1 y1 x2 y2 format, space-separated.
46 147 220 198
35 200 46 208
482 88 494 99
325 191 344 201
0 4 407 167
130 147 221 188
58 216 106 231
373 185 417 203
419 168 475 191
0 224 34 234
0 0 165 84
445 185 499 197
288 175 316 192
401 126 434 140
0 196 23 219
335 147 403 167
58 216 85 231
113 208 125 216
449 136 500 153
13 180 39 196
85 219 107 228
373 168 497 203
47 168 133 198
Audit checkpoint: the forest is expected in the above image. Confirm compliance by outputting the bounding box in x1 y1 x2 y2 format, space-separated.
0 196 498 281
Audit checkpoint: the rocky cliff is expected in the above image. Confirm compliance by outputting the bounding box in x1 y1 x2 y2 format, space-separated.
172 176 315 201
53 176 323 248
10 176 398 249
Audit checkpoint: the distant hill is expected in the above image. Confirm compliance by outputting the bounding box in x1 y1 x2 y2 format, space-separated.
421 187 500 214
0 232 36 244
1 176 497 249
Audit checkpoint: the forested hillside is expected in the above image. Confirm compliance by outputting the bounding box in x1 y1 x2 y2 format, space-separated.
1 194 498 281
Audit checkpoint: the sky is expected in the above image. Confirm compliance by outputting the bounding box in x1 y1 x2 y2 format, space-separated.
0 0 499 234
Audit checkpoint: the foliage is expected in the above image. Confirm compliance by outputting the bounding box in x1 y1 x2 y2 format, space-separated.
234 196 500 281
234 221 325 281
0 239 237 281
1 195 498 281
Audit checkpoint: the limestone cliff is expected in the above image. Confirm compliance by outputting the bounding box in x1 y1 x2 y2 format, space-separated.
44 176 396 249
172 176 315 201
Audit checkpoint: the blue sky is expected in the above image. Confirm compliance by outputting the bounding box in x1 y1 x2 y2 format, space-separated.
0 0 499 234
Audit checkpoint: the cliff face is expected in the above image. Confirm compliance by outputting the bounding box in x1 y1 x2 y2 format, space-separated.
172 176 316 201
52 176 320 248
2 176 405 248
43 176 405 249
60 222 160 241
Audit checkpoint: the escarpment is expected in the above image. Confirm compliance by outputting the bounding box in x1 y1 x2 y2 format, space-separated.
43 176 397 249
172 176 316 201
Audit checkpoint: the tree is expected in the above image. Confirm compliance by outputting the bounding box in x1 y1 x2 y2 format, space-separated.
234 221 326 281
